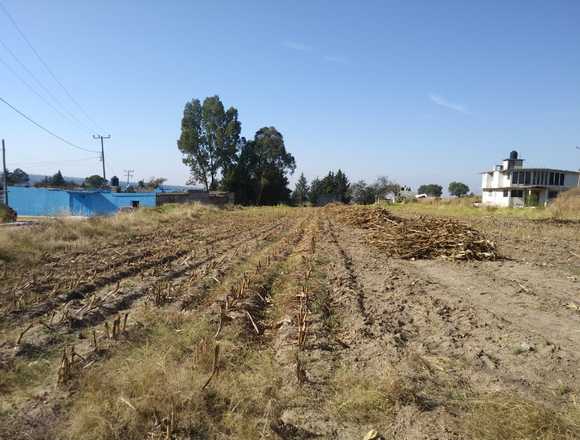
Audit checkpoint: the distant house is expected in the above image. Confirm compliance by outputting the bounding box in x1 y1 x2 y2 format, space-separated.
481 151 579 207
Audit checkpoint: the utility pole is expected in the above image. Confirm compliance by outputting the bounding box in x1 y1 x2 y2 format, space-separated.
93 134 111 181
576 146 580 187
124 169 134 187
2 139 8 206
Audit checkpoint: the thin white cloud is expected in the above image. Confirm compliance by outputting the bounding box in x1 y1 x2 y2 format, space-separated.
323 55 348 64
429 93 469 114
283 41 312 51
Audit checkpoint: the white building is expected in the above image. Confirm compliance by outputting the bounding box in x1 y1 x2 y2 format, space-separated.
481 151 579 207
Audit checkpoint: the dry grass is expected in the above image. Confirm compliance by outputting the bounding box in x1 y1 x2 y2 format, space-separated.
329 361 580 439
0 203 215 263
464 394 580 440
62 307 281 440
328 367 396 422
327 353 443 425
550 188 580 220
57 212 301 440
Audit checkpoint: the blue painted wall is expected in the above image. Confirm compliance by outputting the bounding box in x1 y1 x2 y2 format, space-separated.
7 186 72 216
7 187 156 216
69 192 119 216
106 192 156 210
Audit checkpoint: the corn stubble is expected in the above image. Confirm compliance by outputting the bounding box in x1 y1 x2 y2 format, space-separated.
332 204 499 260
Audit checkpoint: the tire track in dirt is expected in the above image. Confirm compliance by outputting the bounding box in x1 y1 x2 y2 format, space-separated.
266 216 393 439
325 218 374 332
301 219 471 438
266 214 353 439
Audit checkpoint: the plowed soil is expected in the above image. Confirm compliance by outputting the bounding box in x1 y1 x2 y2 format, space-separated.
1 205 579 440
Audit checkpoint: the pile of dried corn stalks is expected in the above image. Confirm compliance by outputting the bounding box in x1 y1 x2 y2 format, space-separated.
332 205 498 260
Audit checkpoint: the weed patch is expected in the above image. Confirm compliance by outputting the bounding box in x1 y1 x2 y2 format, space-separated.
464 394 580 440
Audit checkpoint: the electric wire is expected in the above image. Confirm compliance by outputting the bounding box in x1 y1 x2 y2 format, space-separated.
0 1 104 133
9 156 99 167
0 96 99 153
0 36 91 132
0 52 82 128
106 159 119 180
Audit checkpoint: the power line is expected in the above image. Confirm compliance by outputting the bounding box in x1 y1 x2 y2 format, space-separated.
0 52 83 129
124 169 134 186
106 159 119 180
0 1 103 133
0 37 91 132
9 156 99 167
2 139 8 205
93 134 110 180
0 96 99 153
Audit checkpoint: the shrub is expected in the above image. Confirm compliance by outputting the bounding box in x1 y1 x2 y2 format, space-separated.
549 188 580 219
0 204 17 223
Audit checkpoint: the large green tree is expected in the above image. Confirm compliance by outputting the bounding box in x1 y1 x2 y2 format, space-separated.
222 128 296 205
5 168 29 186
84 175 108 188
308 169 351 204
177 96 241 191
373 176 400 200
251 127 296 205
334 169 350 203
448 181 470 197
50 170 66 187
351 180 376 205
417 184 443 197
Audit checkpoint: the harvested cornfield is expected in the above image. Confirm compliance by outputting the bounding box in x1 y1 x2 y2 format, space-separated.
330 204 498 260
1 204 579 440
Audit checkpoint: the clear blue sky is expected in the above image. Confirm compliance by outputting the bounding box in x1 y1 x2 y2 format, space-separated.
1 0 579 192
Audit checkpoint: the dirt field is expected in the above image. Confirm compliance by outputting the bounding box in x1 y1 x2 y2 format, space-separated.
1 204 579 439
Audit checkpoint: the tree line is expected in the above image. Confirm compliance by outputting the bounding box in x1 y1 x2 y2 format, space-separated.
417 182 471 198
291 171 471 205
291 172 405 205
0 168 166 192
177 96 296 205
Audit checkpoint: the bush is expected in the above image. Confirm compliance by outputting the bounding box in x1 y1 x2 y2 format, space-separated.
0 204 17 223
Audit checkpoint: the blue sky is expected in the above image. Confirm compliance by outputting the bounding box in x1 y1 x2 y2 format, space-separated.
0 0 579 192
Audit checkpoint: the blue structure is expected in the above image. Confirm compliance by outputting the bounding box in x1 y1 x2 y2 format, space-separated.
7 186 156 216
